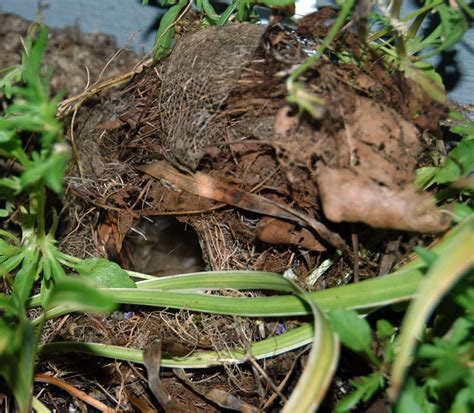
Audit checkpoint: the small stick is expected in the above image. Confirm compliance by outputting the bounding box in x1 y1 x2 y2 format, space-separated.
35 373 114 413
351 225 360 282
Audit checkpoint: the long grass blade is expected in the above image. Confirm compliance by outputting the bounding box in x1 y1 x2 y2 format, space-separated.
40 323 315 368
388 216 474 401
282 291 339 412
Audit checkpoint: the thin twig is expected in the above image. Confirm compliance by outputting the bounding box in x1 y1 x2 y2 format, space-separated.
34 374 114 413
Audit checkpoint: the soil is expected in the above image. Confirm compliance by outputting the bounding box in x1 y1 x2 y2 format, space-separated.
0 10 451 412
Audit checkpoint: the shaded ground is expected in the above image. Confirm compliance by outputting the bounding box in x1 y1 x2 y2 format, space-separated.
0 10 451 412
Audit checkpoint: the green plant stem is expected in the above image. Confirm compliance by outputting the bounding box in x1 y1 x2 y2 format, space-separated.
36 186 46 240
407 10 430 40
402 0 444 23
39 322 315 368
390 0 402 19
369 0 443 43
30 267 422 325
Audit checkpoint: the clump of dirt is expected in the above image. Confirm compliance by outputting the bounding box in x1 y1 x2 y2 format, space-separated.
70 11 449 270
0 9 452 412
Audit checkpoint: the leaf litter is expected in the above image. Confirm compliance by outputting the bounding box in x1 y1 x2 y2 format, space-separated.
0 8 454 412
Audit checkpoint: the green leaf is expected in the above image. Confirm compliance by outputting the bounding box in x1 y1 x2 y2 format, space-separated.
31 398 51 413
22 26 49 97
0 130 16 143
395 391 425 413
218 1 239 25
12 248 39 310
0 294 17 315
74 257 137 288
153 0 188 61
159 0 179 5
0 228 19 243
329 310 377 362
415 166 437 189
0 65 22 97
411 4 468 60
20 146 70 193
437 4 467 51
0 239 21 257
450 119 474 139
47 278 117 314
40 322 312 367
335 372 384 412
0 201 14 218
449 388 473 413
39 253 66 308
258 0 294 6
455 286 474 314
237 0 251 22
195 0 220 23
418 316 472 387
394 378 438 413
452 204 473 223
286 82 326 118
402 60 446 104
137 270 300 292
49 253 66 280
282 286 339 413
0 177 22 193
389 215 474 401
434 139 474 184
0 320 37 413
43 146 70 193
376 319 395 341
414 246 438 267
0 252 25 277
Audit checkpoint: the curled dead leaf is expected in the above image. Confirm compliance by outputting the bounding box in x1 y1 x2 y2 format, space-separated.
257 217 326 252
317 167 450 233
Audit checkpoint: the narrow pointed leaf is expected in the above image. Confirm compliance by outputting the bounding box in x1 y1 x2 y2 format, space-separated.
389 216 474 401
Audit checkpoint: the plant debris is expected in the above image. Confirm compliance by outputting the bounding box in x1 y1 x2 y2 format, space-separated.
0 8 455 411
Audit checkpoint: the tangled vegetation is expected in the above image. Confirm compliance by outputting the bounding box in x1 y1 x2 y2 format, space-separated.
0 0 473 411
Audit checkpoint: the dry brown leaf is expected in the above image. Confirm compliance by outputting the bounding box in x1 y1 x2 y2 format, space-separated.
257 217 326 251
137 161 348 252
317 167 449 232
143 342 184 413
173 369 258 413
